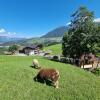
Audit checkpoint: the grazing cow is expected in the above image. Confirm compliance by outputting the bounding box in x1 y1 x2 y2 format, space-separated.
94 57 100 68
33 59 41 69
34 68 60 88
79 53 96 68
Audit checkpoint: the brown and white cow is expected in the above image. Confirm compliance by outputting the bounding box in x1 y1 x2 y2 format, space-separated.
34 68 60 88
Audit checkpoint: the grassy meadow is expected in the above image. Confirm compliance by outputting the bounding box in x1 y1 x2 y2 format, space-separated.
44 44 62 55
0 55 100 100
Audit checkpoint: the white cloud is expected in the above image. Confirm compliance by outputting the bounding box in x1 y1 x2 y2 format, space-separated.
8 32 16 36
94 18 100 23
0 28 6 33
0 28 16 37
13 32 16 35
8 32 12 35
66 22 71 26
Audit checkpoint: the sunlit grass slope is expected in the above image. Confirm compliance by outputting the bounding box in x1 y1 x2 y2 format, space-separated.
0 55 100 100
44 44 62 55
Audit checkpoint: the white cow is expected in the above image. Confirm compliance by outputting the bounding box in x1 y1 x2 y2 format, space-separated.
33 59 41 69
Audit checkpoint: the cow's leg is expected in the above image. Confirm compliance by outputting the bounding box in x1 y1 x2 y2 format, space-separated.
83 62 85 69
56 81 59 88
81 62 84 68
54 81 59 88
34 76 37 81
92 62 93 68
91 61 94 68
79 61 82 68
97 60 99 68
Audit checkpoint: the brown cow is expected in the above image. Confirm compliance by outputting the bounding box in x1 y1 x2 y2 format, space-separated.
79 53 96 68
34 68 60 88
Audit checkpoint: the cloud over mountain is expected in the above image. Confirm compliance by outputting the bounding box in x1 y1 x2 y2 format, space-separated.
0 28 16 37
0 28 6 33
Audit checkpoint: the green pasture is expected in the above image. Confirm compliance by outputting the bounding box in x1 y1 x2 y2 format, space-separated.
0 55 100 100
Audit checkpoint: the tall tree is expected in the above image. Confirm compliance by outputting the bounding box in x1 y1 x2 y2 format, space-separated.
62 6 100 58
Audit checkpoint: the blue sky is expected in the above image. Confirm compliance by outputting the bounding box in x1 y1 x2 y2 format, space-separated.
0 0 100 38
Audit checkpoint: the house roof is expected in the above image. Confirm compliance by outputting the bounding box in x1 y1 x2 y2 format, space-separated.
23 45 38 50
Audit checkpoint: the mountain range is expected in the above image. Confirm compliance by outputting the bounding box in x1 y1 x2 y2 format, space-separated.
0 26 67 46
41 26 68 38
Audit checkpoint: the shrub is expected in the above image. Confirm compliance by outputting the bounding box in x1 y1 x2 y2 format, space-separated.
52 55 60 62
60 57 67 63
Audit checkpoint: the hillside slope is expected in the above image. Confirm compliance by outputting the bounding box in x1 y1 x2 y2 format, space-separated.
41 26 68 38
0 37 62 46
44 44 62 55
0 56 100 100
